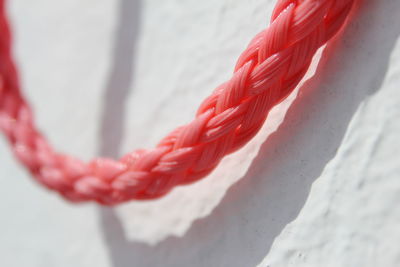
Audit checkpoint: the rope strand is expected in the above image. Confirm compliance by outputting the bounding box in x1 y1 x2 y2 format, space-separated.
0 0 355 205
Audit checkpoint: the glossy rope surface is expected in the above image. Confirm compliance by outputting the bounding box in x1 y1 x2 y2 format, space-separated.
0 0 355 205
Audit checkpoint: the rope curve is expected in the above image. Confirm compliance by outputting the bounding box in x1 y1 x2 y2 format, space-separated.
0 0 355 205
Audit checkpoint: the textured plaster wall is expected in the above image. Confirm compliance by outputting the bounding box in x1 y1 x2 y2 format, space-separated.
1 0 400 266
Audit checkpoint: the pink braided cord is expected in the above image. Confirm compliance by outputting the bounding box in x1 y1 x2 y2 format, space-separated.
0 0 355 205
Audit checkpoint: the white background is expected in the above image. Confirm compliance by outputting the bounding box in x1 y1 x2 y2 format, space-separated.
1 0 400 266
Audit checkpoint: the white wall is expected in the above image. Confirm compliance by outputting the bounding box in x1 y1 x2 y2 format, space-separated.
1 0 400 266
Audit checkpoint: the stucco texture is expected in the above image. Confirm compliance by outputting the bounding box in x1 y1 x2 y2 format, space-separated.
1 0 400 266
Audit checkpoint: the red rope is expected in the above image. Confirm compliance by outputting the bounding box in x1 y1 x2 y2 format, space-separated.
0 0 355 205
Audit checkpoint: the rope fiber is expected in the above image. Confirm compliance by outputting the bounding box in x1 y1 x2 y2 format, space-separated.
0 0 355 205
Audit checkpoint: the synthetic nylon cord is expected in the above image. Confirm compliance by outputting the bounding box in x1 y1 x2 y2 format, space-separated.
0 0 355 205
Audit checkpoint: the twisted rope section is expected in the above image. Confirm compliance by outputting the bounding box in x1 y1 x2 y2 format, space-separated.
0 0 355 205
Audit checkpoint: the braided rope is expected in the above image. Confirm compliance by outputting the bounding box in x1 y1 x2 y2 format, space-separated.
0 0 355 205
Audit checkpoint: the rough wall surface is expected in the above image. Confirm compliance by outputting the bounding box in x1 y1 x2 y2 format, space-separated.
1 0 399 266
